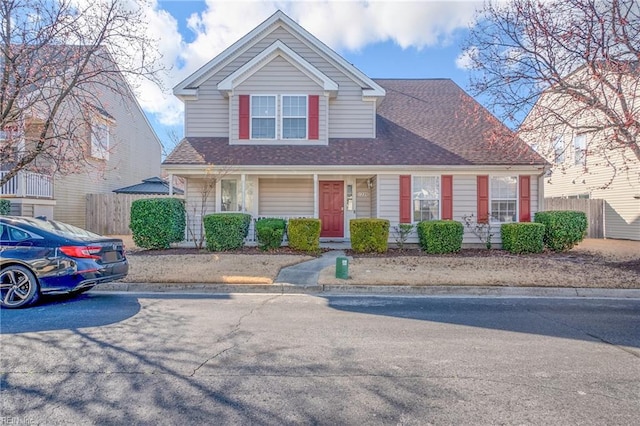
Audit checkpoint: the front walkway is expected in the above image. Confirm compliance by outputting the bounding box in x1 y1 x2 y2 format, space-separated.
275 250 347 286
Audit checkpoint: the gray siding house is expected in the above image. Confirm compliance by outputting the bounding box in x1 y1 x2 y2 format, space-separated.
163 10 549 246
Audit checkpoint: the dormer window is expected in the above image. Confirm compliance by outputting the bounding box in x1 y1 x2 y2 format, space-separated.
282 95 307 139
239 94 319 142
251 95 276 139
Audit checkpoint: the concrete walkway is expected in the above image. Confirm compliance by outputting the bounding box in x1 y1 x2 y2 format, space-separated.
275 250 347 286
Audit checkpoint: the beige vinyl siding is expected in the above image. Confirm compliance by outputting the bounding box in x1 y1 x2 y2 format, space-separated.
185 25 375 139
258 178 314 216
377 174 400 225
53 82 161 229
541 136 639 240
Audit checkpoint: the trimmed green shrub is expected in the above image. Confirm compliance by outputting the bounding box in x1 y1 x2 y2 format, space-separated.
417 220 463 254
203 213 251 251
0 198 11 215
287 218 321 253
255 218 286 251
350 218 390 253
130 198 185 249
501 223 545 254
534 211 587 252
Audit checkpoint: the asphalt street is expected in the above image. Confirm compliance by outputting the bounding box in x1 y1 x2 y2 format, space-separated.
1 292 639 425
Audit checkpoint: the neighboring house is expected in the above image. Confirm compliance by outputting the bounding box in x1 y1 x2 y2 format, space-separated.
519 67 640 241
162 10 549 246
0 50 162 228
114 176 184 195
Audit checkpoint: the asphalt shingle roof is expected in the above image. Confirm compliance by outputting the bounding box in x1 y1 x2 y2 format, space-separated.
164 79 547 167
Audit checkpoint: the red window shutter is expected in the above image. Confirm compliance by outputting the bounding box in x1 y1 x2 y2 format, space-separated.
477 175 489 224
399 175 412 224
239 95 250 139
441 175 453 220
308 95 319 140
519 175 531 222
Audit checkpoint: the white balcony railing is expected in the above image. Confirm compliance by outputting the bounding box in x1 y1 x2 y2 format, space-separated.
0 170 53 198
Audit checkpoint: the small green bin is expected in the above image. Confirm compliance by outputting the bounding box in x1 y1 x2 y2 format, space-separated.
335 256 349 279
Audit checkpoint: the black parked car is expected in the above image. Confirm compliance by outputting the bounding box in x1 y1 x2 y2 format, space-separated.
0 216 128 308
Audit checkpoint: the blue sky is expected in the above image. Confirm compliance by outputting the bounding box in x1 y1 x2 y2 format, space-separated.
143 1 481 154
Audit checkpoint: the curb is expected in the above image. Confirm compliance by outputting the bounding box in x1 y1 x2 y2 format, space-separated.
95 282 640 298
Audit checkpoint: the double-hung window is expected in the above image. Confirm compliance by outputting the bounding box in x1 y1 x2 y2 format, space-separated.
553 136 564 164
91 121 109 160
413 176 440 221
282 95 307 139
574 134 586 166
490 176 517 222
251 95 276 139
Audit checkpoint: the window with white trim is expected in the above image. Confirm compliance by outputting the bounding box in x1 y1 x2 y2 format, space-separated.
490 176 517 223
221 179 241 212
251 95 276 139
91 121 109 160
553 135 564 164
574 134 587 166
413 176 440 221
282 95 307 139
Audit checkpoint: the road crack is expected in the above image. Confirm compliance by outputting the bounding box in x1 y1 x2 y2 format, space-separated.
189 294 282 376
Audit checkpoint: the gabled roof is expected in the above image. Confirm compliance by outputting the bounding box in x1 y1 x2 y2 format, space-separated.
217 40 338 96
113 177 184 195
164 79 548 168
174 10 384 99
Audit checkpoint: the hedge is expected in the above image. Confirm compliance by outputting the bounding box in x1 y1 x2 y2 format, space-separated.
501 223 545 254
417 220 464 254
0 199 10 215
534 210 587 252
130 198 185 249
350 218 389 253
203 213 251 251
287 218 321 253
255 217 286 250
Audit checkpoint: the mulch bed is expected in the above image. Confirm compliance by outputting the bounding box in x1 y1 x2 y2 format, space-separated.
128 246 640 275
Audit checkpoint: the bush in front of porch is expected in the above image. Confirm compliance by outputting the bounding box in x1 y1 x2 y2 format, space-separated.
350 218 390 253
255 218 286 251
287 218 321 253
204 213 251 251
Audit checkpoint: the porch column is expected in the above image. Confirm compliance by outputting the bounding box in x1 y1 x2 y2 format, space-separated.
313 173 318 217
168 173 174 196
241 174 246 211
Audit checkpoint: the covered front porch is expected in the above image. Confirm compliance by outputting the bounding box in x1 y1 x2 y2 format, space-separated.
1 170 55 217
168 171 379 245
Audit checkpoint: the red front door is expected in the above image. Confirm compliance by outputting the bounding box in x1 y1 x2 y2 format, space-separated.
319 181 344 238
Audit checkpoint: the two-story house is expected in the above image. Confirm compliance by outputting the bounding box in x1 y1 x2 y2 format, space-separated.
1 49 162 229
162 10 549 246
519 66 640 241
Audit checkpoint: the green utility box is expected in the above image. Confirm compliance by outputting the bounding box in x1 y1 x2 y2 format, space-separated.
335 256 349 279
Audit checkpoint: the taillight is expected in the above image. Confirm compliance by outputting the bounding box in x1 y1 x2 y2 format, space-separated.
60 246 102 259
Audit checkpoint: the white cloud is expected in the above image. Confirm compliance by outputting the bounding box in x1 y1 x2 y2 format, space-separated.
134 1 481 135
456 46 478 70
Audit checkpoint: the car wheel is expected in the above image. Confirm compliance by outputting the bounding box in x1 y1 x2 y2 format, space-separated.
0 265 40 309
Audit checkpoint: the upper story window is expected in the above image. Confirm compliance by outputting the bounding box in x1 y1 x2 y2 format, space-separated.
251 95 276 139
490 176 517 223
282 95 307 139
91 121 110 160
553 135 565 164
574 134 587 166
413 176 440 222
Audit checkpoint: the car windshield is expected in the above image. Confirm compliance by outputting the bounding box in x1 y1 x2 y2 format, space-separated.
18 218 103 239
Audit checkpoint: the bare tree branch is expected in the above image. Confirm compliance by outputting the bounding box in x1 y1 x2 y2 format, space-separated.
0 0 164 186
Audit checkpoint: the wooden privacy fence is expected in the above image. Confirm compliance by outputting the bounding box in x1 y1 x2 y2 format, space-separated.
543 198 604 238
86 193 183 235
